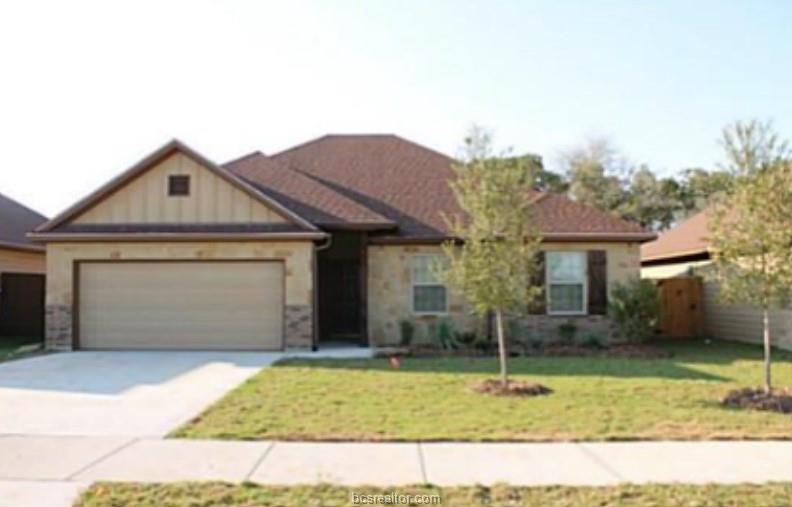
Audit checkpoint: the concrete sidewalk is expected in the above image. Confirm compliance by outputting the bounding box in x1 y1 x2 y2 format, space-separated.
3 436 792 506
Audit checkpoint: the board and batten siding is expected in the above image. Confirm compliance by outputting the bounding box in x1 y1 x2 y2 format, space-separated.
73 152 287 224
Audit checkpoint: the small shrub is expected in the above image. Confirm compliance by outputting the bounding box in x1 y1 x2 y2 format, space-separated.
454 331 477 348
557 321 578 344
399 320 415 346
429 319 456 349
472 333 492 352
609 277 660 343
578 332 607 349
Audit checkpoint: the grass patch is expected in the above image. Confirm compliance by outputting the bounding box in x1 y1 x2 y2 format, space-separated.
75 482 792 507
173 340 792 441
0 336 41 362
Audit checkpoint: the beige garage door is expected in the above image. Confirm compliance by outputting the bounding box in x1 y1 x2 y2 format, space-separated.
78 261 283 350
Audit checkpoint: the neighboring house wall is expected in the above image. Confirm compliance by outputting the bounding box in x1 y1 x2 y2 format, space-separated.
703 280 792 350
0 248 45 274
73 153 287 224
45 241 313 350
641 259 711 280
641 258 792 351
0 248 45 335
367 241 641 346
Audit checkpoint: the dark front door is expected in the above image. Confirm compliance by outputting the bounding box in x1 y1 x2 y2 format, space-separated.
318 258 361 342
0 273 45 340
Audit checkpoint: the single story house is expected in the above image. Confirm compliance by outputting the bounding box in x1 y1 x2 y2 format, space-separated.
30 135 654 351
0 192 47 339
641 210 792 350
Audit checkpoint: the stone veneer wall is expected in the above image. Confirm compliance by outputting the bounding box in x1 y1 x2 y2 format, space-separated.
45 241 314 350
367 242 642 346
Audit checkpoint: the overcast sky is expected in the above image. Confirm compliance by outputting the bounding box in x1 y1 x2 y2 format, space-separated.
1 0 790 216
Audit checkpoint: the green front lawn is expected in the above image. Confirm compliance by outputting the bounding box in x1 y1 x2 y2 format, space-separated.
174 341 792 442
0 337 39 362
75 482 792 507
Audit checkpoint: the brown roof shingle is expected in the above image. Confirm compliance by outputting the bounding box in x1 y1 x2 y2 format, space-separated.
264 134 651 241
225 151 395 229
641 210 711 262
0 192 47 250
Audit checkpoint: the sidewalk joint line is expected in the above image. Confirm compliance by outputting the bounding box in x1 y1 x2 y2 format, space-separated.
416 442 429 484
245 441 275 481
65 438 139 481
575 443 625 482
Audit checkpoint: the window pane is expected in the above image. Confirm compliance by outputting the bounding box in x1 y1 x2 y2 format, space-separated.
414 285 447 313
549 284 584 313
548 252 585 282
412 255 443 284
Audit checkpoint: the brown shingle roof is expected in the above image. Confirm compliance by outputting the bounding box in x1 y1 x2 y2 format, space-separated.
0 192 47 251
641 210 711 262
225 152 395 229
265 134 652 241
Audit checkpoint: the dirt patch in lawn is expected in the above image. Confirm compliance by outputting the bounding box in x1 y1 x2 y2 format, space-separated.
472 379 553 397
722 387 792 414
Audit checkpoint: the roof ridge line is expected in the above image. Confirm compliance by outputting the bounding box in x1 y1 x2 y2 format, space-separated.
222 150 265 167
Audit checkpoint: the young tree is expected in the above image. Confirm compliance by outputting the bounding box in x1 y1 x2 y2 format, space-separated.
440 128 543 387
710 121 792 393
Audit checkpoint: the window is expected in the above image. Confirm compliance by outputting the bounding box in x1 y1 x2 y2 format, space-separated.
411 255 448 314
547 251 586 315
168 175 190 196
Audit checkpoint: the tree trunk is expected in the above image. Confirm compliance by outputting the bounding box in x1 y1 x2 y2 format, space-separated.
763 307 772 394
495 309 508 388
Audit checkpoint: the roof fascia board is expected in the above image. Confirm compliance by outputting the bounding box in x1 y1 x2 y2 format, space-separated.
28 231 327 243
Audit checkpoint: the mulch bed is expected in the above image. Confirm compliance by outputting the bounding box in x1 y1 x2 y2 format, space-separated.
721 387 792 414
471 379 553 397
401 343 672 359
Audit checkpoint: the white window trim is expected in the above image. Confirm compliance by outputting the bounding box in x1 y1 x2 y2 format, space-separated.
411 254 449 315
546 251 588 316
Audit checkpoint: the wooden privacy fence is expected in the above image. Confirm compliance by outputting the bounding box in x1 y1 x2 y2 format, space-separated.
656 277 704 338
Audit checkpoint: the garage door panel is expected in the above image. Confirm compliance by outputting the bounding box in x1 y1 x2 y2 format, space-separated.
78 261 283 350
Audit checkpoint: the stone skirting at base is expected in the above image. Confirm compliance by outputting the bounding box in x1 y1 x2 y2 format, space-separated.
45 304 73 350
516 314 615 342
285 304 313 349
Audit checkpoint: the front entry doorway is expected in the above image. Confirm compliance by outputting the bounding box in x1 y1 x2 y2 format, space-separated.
317 232 367 346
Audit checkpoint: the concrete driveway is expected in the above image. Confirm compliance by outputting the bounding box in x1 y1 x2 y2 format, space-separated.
0 351 280 437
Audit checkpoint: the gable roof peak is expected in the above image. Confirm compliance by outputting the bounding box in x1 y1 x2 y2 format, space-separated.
34 139 318 234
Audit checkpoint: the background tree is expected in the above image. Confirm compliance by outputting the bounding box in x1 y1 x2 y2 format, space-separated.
709 121 792 393
441 128 543 387
618 166 681 230
676 167 734 218
560 138 628 213
503 154 569 193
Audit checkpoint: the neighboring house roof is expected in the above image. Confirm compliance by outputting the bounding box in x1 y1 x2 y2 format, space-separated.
0 192 47 252
641 210 711 263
